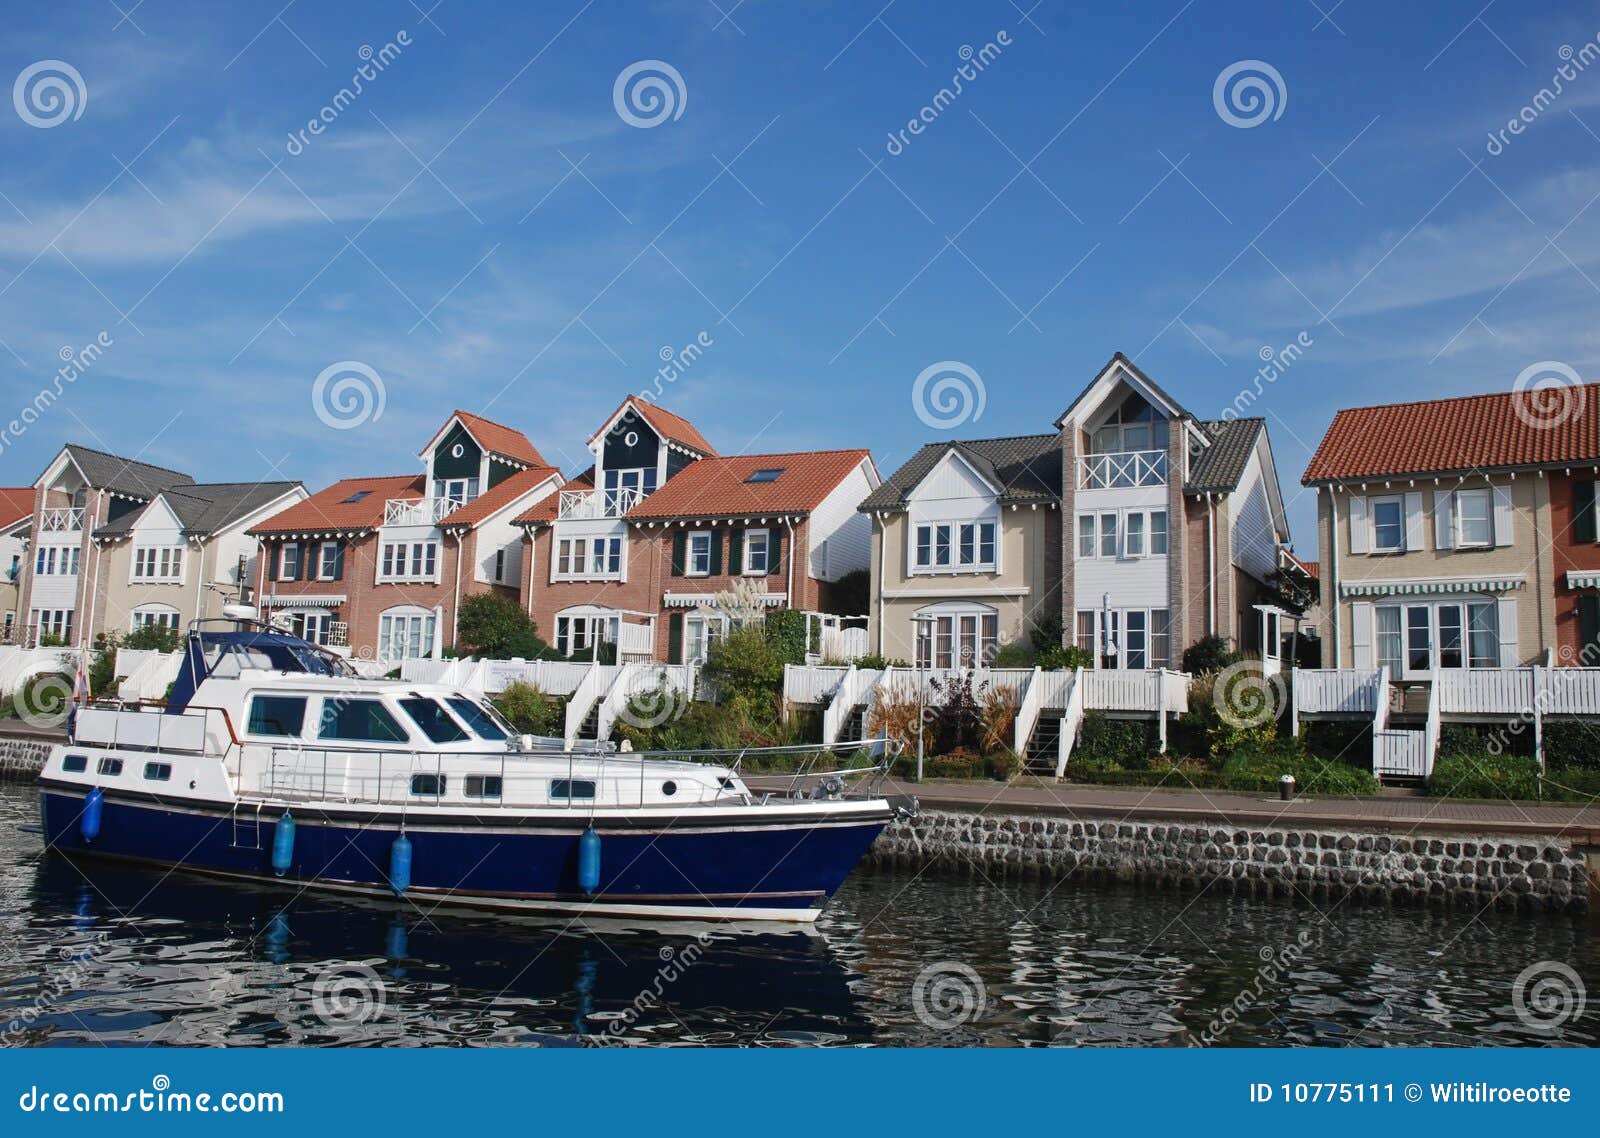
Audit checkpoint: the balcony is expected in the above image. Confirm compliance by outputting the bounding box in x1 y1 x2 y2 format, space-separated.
384 497 462 526
39 507 84 533
558 486 643 520
1077 449 1167 490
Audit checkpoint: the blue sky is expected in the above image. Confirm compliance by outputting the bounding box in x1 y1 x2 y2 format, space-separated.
2 0 1598 555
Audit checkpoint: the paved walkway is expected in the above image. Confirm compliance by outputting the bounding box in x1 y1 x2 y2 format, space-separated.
870 777 1600 840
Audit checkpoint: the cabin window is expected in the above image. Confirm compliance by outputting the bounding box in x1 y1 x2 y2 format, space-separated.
144 762 172 782
248 695 308 737
62 754 87 773
447 698 509 741
97 758 123 776
399 697 470 743
410 773 446 797
318 699 410 743
550 779 597 801
464 775 502 799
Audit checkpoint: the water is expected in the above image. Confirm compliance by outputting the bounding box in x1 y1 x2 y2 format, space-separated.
1 784 1595 1047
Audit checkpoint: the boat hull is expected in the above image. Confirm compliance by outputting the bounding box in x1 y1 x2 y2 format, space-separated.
38 786 889 923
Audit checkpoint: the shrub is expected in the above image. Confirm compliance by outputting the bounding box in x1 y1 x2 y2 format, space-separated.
867 692 925 755
827 569 870 617
852 654 909 671
1427 752 1542 800
1182 635 1240 675
925 672 986 755
763 608 808 666
1028 613 1064 654
123 624 182 652
703 625 784 701
1036 645 1093 672
1074 712 1160 765
456 594 553 659
991 643 1033 668
1221 743 1380 796
979 684 1019 754
493 681 563 736
1542 720 1600 771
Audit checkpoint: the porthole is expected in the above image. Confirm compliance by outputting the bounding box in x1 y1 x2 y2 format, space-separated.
451 443 465 458
624 431 639 447
662 780 678 797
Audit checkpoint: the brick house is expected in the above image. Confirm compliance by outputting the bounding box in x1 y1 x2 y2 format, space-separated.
1302 385 1600 674
861 354 1292 668
248 412 561 664
515 396 879 662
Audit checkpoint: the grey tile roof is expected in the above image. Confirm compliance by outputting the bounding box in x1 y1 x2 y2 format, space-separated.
860 434 1062 512
1186 418 1263 492
95 482 302 539
63 444 192 499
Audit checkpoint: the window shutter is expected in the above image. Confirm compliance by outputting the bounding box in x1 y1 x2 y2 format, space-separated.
332 541 345 581
1579 595 1600 659
268 542 279 582
1491 485 1514 546
1350 600 1373 669
1403 492 1425 551
768 527 784 577
1432 491 1454 550
671 530 686 576
667 612 683 664
1574 480 1597 544
1348 496 1370 555
729 528 744 574
708 528 723 576
1496 597 1519 666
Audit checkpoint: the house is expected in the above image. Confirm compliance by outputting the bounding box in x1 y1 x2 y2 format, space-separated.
15 445 196 648
88 481 307 638
860 353 1292 668
248 411 562 663
0 488 31 643
514 395 879 662
1301 386 1600 675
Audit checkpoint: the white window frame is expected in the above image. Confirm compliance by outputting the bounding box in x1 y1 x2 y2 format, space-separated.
1370 494 1405 553
280 544 303 580
1074 607 1172 669
132 545 184 584
378 607 438 663
130 605 182 632
317 541 340 581
909 518 1000 574
684 612 729 664
553 535 625 582
743 529 769 575
1454 488 1492 548
1077 510 1169 561
377 541 439 584
912 603 1000 669
686 531 713 577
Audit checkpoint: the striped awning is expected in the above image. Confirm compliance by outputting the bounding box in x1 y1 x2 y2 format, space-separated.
663 591 788 608
1568 571 1600 590
1340 576 1523 599
260 594 346 608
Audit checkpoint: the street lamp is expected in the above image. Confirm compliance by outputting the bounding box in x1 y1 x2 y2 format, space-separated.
913 613 935 783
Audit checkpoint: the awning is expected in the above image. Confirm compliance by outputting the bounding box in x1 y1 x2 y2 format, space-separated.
1340 576 1523 599
663 591 788 608
260 594 347 608
1568 571 1600 590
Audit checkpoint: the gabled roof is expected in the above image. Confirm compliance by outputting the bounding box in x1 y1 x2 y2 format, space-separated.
445 410 548 468
438 466 561 528
1188 418 1264 492
0 488 31 531
52 444 193 499
1303 385 1600 483
514 468 593 526
625 450 874 520
1055 352 1192 429
860 434 1062 513
96 482 304 540
248 475 423 537
588 397 717 457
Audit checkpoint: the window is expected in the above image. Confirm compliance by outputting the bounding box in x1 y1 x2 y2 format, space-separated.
36 546 79 576
433 477 479 504
62 754 87 773
913 606 999 669
1075 608 1171 668
1075 611 1096 655
1455 489 1492 547
379 542 438 582
744 529 769 574
1099 513 1118 559
551 779 597 801
1375 606 1403 674
1468 602 1499 668
1150 511 1168 555
97 758 123 776
341 490 372 504
684 613 727 664
248 695 308 737
556 611 619 658
144 762 172 782
745 468 784 483
379 610 437 662
318 542 340 580
687 531 713 576
319 699 409 743
465 775 503 799
399 697 470 743
912 521 998 571
603 468 657 513
494 549 506 582
31 609 73 643
1077 515 1095 558
1151 609 1171 669
1371 496 1404 552
1125 512 1145 557
448 698 509 741
131 607 181 632
589 537 622 576
1375 601 1500 673
1124 610 1148 669
410 773 446 797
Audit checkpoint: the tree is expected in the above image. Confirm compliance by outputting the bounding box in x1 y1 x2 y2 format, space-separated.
455 594 552 659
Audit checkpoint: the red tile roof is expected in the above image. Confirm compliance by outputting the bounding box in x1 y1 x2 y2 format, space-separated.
626 450 873 520
514 469 592 526
248 475 422 536
1284 550 1320 579
454 410 548 467
439 466 561 527
588 397 717 456
0 487 31 529
1303 385 1600 483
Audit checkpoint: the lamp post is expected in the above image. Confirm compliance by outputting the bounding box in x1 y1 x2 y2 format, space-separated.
914 614 934 783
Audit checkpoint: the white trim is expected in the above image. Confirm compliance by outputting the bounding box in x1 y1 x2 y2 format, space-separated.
881 585 1030 599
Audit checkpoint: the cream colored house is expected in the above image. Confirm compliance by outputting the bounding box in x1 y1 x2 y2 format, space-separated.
91 481 306 641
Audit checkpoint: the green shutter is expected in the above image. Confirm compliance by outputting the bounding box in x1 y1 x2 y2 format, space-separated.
1568 480 1593 547
729 529 744 574
332 541 345 581
1581 595 1600 658
708 528 723 576
667 612 683 664
267 542 279 582
671 530 686 576
768 527 783 577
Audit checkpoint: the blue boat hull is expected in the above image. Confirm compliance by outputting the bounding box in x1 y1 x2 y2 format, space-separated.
38 787 888 921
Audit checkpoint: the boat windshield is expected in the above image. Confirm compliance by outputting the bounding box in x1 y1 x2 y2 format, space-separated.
203 639 359 679
447 697 510 741
399 697 471 744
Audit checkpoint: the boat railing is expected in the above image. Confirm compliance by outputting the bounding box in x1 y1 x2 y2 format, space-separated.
73 703 241 765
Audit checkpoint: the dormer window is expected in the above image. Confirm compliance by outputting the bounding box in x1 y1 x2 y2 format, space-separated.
1089 391 1169 455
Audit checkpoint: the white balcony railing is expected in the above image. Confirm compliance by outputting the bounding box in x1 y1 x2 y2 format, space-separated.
39 507 84 533
558 486 643 520
1077 449 1168 490
383 497 462 526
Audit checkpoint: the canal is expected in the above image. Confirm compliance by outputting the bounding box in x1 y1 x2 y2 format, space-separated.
1 785 1594 1047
